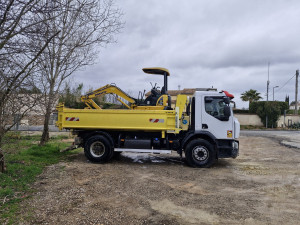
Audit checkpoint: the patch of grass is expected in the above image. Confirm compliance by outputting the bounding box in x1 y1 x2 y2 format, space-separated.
50 134 70 140
0 132 75 224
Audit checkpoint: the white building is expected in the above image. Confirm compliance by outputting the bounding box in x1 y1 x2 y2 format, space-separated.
289 101 300 110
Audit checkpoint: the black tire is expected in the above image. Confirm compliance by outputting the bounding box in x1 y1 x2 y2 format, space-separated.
185 139 216 168
84 135 113 163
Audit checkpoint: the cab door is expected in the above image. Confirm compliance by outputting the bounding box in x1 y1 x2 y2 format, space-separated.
196 94 233 139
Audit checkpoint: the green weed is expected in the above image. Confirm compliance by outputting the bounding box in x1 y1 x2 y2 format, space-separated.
0 132 75 224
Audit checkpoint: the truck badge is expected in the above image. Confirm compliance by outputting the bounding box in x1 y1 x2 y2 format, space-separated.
227 130 232 138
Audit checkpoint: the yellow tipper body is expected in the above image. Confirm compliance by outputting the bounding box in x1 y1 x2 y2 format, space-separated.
56 103 184 133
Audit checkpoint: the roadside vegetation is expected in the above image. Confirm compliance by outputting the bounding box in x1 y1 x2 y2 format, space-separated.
0 132 76 224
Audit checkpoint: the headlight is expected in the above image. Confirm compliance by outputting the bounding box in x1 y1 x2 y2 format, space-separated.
233 141 239 149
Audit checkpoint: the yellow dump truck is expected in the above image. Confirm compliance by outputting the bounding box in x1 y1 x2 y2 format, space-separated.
56 67 240 167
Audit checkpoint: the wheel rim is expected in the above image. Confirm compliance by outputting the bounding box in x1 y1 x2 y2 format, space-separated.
192 146 209 162
90 141 105 158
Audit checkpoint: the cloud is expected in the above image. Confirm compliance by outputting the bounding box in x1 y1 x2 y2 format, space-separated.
74 0 300 109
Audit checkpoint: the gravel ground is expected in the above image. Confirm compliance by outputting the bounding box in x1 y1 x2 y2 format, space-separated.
18 134 300 225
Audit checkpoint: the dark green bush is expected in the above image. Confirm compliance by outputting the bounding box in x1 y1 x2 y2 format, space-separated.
250 101 288 115
249 101 289 128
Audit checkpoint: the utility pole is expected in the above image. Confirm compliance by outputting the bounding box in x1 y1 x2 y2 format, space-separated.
267 62 270 101
295 69 299 115
273 86 279 101
266 62 270 128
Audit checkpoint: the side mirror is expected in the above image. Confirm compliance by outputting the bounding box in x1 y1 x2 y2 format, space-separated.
224 105 231 119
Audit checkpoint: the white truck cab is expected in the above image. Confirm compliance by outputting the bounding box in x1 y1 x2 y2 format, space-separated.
182 90 240 166
195 91 240 140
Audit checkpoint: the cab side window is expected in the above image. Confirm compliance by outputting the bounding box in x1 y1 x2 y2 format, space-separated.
205 97 227 120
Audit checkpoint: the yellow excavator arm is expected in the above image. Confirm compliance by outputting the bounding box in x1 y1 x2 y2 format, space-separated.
81 67 171 110
81 84 137 109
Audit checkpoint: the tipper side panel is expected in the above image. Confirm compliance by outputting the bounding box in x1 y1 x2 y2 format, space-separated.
56 104 176 131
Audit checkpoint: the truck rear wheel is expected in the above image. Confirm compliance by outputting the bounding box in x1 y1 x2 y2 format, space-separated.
185 139 216 168
84 135 113 163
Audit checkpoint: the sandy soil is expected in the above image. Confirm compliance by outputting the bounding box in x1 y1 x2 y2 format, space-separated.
18 135 300 225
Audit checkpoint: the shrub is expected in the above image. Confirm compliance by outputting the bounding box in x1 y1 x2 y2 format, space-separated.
249 101 289 128
250 101 288 115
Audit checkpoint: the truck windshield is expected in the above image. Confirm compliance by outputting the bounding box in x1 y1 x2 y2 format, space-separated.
205 97 228 120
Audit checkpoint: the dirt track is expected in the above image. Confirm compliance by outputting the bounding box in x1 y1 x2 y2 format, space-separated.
20 135 300 225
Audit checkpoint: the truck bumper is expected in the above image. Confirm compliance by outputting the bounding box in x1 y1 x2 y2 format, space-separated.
216 139 239 158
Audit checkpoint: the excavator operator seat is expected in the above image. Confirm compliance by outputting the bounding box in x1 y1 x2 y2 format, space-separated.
142 67 171 108
144 88 161 106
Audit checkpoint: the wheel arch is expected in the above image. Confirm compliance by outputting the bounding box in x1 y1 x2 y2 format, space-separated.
79 130 114 148
181 131 216 151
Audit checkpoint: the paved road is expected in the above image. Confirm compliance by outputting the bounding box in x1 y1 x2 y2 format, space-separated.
241 130 300 149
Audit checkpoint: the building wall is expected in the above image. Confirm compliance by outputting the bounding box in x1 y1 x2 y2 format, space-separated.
277 115 300 127
234 114 264 126
289 105 300 110
235 114 300 127
22 115 45 126
10 114 57 128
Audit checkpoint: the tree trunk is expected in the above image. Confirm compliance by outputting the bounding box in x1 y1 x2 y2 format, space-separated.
0 127 5 148
40 82 55 146
0 148 5 173
40 109 51 145
0 109 4 148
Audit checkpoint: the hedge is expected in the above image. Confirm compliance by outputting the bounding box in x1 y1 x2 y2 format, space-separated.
249 101 288 115
249 101 289 128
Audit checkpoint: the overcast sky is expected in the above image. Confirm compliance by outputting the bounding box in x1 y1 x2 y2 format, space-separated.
73 0 300 109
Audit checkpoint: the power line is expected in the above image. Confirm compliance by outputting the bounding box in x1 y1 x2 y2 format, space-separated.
277 73 296 92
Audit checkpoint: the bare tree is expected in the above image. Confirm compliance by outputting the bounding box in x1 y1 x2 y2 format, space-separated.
0 0 60 147
36 0 123 145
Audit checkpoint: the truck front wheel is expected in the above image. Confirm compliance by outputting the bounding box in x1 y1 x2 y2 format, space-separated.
185 139 216 168
84 135 113 163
